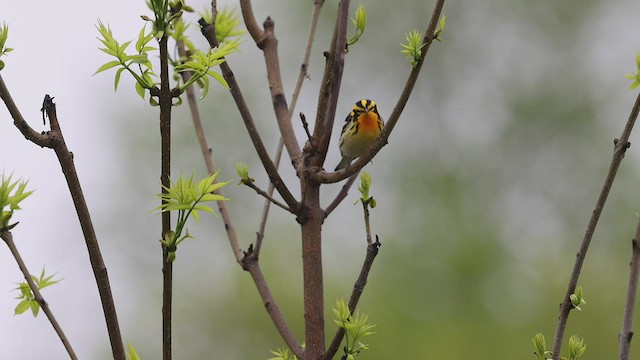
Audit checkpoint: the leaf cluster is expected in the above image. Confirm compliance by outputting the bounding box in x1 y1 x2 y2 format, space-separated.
154 171 229 262
569 285 586 311
532 333 586 360
268 347 298 360
0 174 33 230
13 268 61 317
0 22 13 71
95 3 240 104
355 171 376 208
333 299 376 359
199 6 246 44
174 40 238 98
346 4 367 51
95 21 157 99
625 52 640 89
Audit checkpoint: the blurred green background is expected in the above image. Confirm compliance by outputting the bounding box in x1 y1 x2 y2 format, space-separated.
2 0 640 359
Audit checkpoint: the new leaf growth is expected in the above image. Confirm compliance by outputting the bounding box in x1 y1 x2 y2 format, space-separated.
154 171 229 262
0 174 33 230
13 268 61 317
0 22 13 71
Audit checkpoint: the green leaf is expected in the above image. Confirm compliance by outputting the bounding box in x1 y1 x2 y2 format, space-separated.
94 60 122 75
135 81 146 99
14 299 30 315
114 67 125 90
30 300 40 317
128 343 141 360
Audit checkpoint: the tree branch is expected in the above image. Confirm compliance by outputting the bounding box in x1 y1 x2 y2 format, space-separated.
550 90 640 360
324 172 359 217
243 256 305 358
255 0 325 255
310 0 351 168
314 0 446 184
620 222 640 360
198 18 299 211
0 75 53 148
240 178 292 213
324 237 381 360
29 95 125 360
157 33 174 360
1 229 78 360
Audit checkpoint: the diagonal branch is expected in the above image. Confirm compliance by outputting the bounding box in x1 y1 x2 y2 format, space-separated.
5 94 127 360
324 237 381 360
620 219 640 360
311 0 351 167
324 172 359 217
199 18 299 212
1 229 78 360
240 178 292 213
550 89 640 360
0 75 53 148
314 0 446 184
239 0 302 165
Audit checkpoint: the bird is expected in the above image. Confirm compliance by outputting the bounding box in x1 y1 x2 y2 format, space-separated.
335 99 385 171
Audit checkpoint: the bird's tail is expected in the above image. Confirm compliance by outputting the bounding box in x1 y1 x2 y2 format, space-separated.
335 156 351 171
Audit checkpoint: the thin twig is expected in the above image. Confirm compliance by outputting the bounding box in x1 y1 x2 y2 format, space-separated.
240 179 292 213
550 90 640 360
314 0 446 184
1 230 78 360
1 93 126 360
324 237 381 360
300 112 314 147
620 220 640 360
324 172 359 217
199 18 299 211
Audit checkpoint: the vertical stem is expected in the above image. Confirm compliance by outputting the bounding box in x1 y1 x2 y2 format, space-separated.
620 219 640 360
300 182 325 359
158 34 173 360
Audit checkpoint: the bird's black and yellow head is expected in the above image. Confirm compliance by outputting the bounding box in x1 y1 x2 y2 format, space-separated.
351 99 379 118
349 99 382 134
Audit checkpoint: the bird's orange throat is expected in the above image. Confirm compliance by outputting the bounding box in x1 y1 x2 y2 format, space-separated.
358 112 379 133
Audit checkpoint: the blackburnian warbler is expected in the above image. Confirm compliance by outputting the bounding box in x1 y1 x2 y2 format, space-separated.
335 99 385 171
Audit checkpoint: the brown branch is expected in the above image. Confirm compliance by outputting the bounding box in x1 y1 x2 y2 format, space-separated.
240 178 292 213
28 96 125 360
239 0 301 165
1 230 78 360
314 0 446 184
157 33 174 360
255 0 324 255
0 75 53 148
199 18 299 211
550 90 640 359
324 237 381 360
243 256 305 358
310 0 351 168
238 0 263 42
324 172 359 217
620 221 640 360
